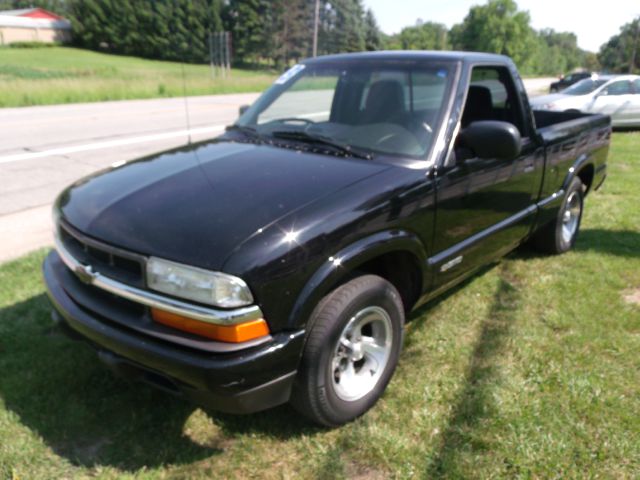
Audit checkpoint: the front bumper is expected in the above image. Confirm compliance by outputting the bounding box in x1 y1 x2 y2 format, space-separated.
43 251 305 414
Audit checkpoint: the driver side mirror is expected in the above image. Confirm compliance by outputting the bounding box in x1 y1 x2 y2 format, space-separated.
238 104 250 116
458 120 522 161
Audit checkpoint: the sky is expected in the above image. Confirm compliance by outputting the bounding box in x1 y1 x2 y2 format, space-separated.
362 0 640 53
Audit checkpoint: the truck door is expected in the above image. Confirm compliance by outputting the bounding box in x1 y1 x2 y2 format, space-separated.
430 65 543 288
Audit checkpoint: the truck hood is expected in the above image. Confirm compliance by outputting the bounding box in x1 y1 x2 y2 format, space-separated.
58 140 389 270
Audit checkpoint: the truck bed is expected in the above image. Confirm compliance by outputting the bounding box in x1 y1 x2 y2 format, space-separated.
532 109 610 217
533 109 609 132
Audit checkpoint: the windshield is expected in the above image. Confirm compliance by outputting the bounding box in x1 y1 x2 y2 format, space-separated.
564 78 607 95
235 61 455 159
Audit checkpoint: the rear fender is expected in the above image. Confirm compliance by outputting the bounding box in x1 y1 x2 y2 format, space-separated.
535 153 592 229
561 153 592 193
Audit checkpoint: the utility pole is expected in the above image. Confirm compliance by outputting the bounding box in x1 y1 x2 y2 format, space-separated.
209 32 215 78
312 0 320 57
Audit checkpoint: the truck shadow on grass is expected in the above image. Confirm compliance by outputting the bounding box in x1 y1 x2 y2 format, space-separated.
500 228 640 262
403 227 640 476
0 294 318 472
574 228 640 258
423 263 522 477
0 228 636 472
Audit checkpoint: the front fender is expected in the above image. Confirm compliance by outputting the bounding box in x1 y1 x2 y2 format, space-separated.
286 229 428 330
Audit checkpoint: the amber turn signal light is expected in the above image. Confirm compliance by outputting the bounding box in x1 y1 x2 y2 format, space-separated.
151 308 269 343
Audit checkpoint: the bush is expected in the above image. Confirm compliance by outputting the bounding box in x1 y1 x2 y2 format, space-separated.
8 41 61 49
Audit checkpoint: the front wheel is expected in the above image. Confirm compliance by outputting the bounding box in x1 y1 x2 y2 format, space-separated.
291 275 404 427
532 177 584 254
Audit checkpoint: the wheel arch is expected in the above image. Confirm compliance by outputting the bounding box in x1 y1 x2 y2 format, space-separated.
561 153 595 196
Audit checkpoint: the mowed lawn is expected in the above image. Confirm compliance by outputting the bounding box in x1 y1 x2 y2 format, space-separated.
0 132 638 479
0 47 276 107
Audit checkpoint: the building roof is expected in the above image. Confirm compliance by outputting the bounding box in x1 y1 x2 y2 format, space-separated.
0 8 63 20
0 10 71 30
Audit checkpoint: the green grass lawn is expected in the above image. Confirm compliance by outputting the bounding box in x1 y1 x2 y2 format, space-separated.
0 47 276 107
1 132 639 479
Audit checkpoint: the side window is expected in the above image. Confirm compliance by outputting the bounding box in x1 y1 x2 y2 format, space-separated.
462 66 526 135
604 81 632 96
633 79 640 94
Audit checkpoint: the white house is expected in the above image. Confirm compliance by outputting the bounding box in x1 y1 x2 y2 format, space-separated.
0 8 71 45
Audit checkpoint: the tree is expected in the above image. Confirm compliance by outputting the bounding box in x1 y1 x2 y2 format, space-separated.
583 52 601 72
449 0 536 71
224 0 270 64
68 0 223 63
319 0 365 54
540 29 582 70
9 0 382 66
269 0 312 66
599 18 640 73
363 8 382 51
386 20 449 51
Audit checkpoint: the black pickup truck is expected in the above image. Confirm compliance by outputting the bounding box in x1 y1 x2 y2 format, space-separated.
44 52 610 427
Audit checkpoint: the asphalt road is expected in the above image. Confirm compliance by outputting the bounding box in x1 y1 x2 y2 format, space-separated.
0 92 259 262
0 78 554 263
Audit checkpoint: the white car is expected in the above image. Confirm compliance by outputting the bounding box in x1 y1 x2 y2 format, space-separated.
531 75 640 127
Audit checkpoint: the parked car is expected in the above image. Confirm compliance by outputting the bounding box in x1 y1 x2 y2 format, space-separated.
43 51 610 427
549 71 594 92
532 75 640 127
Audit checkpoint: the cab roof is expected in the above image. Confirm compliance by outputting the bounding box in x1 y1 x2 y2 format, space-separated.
302 50 512 65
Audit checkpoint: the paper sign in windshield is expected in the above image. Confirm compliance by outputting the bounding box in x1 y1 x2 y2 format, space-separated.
275 64 306 85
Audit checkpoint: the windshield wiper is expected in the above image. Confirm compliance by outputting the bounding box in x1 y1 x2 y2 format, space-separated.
270 130 373 160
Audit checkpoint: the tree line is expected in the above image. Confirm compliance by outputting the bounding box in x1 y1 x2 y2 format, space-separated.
384 0 601 76
1 0 637 75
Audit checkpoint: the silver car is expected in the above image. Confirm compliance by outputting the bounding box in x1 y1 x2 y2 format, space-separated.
531 75 640 127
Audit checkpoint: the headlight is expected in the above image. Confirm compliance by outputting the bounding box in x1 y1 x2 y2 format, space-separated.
146 257 254 308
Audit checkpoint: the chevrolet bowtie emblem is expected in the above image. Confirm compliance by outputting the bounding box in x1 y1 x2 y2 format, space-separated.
74 263 96 284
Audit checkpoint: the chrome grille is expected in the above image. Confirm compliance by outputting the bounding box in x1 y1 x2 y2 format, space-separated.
58 221 145 287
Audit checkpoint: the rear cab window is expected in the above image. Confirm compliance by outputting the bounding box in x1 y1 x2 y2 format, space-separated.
461 65 527 136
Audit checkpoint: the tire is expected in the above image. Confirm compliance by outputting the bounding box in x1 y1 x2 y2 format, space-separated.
290 275 404 427
532 177 584 254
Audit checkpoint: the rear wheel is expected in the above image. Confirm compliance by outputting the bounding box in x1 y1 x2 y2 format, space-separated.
532 177 584 254
291 275 404 427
